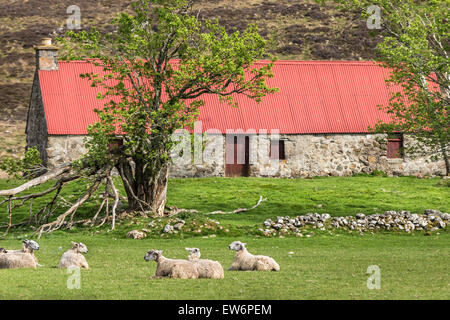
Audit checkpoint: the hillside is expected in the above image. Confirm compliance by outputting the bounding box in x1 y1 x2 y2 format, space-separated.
0 0 381 166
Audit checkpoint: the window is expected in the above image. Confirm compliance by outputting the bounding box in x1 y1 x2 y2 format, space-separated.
270 140 286 160
387 134 403 158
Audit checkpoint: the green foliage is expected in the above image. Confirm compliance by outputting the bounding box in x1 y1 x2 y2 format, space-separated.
327 0 449 174
0 147 42 179
56 0 278 180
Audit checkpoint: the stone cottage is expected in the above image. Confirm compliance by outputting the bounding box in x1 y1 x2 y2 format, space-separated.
26 39 446 177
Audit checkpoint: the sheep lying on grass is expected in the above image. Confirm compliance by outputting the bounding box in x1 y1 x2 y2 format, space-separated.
144 249 199 279
59 242 89 269
0 252 37 269
6 240 41 265
16 240 41 266
228 241 280 271
185 248 224 279
0 240 40 269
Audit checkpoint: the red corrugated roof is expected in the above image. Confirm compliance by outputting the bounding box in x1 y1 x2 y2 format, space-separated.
38 60 398 135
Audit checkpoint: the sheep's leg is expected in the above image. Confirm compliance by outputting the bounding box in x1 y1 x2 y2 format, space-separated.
228 262 240 271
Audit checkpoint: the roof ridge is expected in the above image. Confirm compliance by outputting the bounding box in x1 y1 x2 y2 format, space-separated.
57 60 378 65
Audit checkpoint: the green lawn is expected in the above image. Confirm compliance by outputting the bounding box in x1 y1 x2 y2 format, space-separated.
0 234 449 299
1 176 448 227
0 176 448 299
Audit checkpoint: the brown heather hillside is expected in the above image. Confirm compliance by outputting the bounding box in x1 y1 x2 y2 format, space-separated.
0 0 381 166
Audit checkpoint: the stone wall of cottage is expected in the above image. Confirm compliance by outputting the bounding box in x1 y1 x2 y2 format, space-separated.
47 133 446 177
47 135 87 167
247 134 445 177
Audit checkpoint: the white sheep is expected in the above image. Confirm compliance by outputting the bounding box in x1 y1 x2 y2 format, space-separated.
228 241 280 271
185 247 224 279
1 239 41 268
144 249 199 279
0 252 37 269
0 244 38 269
59 242 89 269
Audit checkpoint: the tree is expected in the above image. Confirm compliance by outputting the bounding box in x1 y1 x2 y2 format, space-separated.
0 0 276 236
328 0 449 175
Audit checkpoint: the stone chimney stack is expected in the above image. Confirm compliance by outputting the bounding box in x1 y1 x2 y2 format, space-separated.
34 38 59 71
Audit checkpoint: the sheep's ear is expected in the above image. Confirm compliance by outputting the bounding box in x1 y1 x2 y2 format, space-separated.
241 243 247 248
71 241 78 247
185 248 191 251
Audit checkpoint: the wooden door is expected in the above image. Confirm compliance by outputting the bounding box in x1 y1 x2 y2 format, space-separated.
225 135 250 177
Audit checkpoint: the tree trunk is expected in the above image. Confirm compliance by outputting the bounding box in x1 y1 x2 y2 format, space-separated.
119 160 169 216
441 143 449 176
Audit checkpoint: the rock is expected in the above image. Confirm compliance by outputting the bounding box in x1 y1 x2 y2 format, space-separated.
273 223 282 230
424 209 441 215
126 230 145 239
173 222 184 230
261 209 448 236
163 224 174 233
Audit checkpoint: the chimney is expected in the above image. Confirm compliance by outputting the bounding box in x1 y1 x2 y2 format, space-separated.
34 38 59 71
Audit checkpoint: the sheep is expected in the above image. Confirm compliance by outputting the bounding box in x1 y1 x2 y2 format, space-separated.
19 240 41 266
144 249 199 279
0 251 37 269
3 239 41 267
185 247 224 279
228 241 280 271
59 242 89 269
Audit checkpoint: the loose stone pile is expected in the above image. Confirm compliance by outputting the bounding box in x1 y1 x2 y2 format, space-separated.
260 209 449 237
126 217 226 239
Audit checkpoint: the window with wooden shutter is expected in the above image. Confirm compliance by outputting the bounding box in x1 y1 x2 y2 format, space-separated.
270 140 286 160
387 134 403 158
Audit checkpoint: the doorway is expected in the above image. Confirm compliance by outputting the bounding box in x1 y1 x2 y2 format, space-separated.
225 135 250 177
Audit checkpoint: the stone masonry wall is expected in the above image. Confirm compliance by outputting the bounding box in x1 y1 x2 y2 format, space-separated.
47 135 87 167
247 133 445 177
47 133 446 177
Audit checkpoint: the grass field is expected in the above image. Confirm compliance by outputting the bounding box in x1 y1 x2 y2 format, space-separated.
0 176 449 299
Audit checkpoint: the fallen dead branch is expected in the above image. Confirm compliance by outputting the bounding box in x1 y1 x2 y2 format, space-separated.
33 178 103 239
204 196 267 215
0 163 71 197
0 162 121 237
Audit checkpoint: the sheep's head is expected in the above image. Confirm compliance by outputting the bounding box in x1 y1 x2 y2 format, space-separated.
0 248 7 253
145 250 162 262
185 247 201 259
23 239 40 251
71 242 88 254
228 241 247 251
